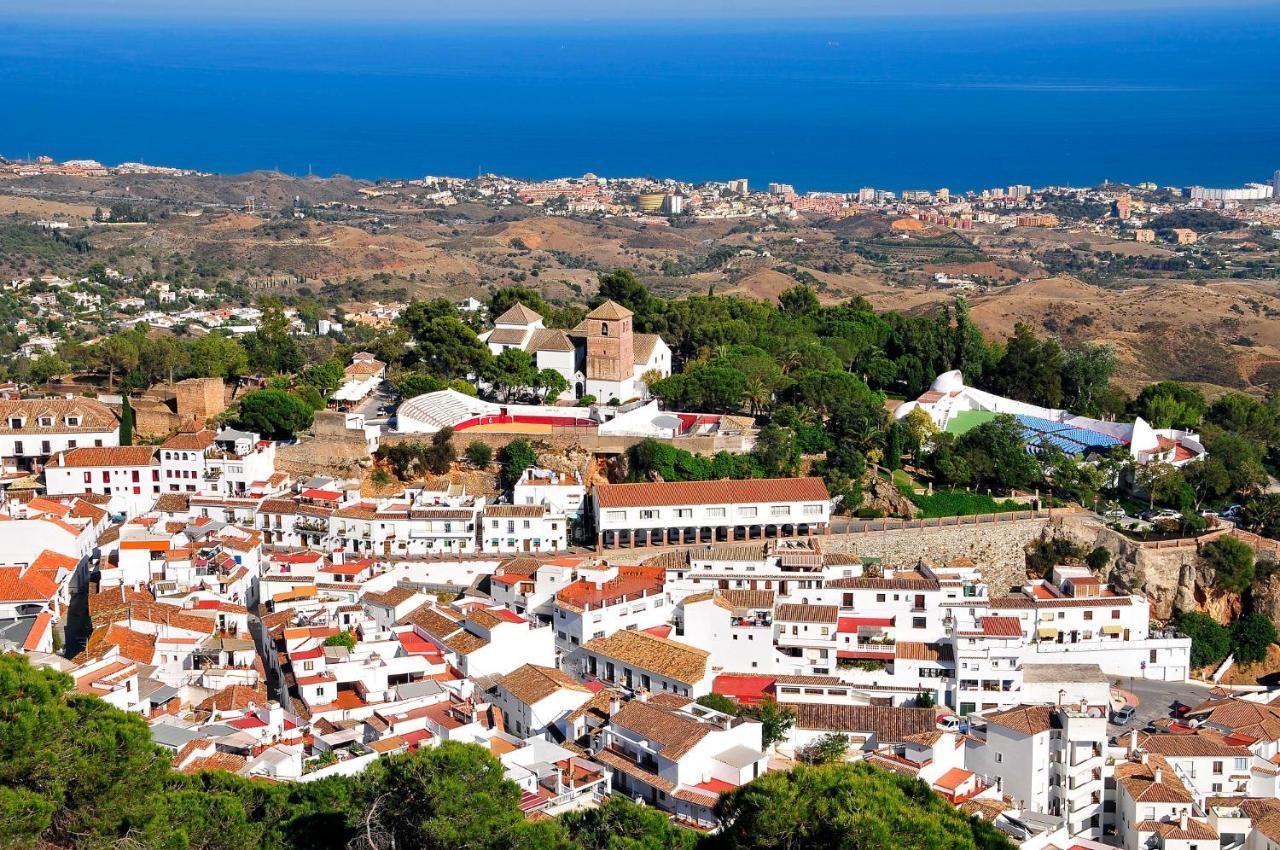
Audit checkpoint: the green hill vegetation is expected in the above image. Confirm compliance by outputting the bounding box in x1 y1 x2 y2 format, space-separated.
0 654 1011 850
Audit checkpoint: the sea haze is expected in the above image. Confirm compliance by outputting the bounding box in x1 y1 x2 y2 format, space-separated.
1 8 1278 191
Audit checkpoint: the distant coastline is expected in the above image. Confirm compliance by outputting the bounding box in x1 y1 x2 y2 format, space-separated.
2 8 1278 191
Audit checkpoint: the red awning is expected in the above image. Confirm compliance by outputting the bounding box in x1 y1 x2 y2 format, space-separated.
838 617 894 633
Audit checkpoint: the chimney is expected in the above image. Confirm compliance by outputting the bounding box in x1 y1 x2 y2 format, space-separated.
1129 729 1139 753
637 690 649 703
267 700 284 731
608 697 621 717
1154 767 1163 785
1179 812 1188 831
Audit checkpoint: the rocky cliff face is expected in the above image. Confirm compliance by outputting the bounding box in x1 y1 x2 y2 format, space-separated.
1250 573 1280 627
860 474 920 520
1054 518 1203 620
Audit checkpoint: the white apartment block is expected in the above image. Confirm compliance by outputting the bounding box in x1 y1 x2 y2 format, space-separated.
158 427 277 498
967 704 1111 839
592 477 831 550
513 467 586 520
481 504 567 554
553 564 668 650
577 628 713 698
594 698 767 828
0 397 118 472
44 445 161 516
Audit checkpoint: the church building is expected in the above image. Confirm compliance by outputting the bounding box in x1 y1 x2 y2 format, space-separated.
480 300 671 403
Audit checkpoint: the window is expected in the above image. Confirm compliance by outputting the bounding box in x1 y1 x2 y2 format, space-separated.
912 616 926 629
601 322 609 336
639 509 659 520
876 593 886 603
38 417 52 427
674 508 692 519
13 441 21 455
706 507 725 518
770 505 790 517
7 417 22 428
803 504 822 515
739 507 757 518
1212 761 1223 775
606 510 625 521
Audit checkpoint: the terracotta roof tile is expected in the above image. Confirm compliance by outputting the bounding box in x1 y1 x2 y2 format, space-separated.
594 477 828 509
582 630 709 687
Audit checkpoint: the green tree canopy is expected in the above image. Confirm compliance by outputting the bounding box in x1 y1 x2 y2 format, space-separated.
1177 611 1231 669
707 762 1014 850
498 438 538 490
233 388 315 439
1231 613 1278 666
1203 536 1255 594
1132 381 1205 429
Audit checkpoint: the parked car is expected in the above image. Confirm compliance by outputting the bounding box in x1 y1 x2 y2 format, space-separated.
936 715 963 732
1171 701 1192 718
1220 505 1243 519
1103 508 1128 520
1110 705 1136 725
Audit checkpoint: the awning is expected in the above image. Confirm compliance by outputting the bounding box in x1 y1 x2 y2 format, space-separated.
1037 628 1059 640
838 617 894 633
1101 625 1123 636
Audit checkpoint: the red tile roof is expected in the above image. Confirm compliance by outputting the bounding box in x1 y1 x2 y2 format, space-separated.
594 477 829 509
55 446 157 467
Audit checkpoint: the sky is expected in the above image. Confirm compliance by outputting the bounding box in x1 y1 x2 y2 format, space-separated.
7 0 1278 19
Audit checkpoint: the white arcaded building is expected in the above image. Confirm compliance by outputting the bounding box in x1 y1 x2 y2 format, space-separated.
895 370 1206 467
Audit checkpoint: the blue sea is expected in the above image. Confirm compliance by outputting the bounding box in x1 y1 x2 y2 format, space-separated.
1 8 1278 192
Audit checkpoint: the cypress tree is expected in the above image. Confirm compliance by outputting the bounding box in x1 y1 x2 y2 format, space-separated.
119 397 134 446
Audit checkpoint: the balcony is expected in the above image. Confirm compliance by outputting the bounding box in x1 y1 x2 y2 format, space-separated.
295 519 329 533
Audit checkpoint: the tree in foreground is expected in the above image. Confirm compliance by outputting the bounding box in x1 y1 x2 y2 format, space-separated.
560 795 698 850
706 761 1014 850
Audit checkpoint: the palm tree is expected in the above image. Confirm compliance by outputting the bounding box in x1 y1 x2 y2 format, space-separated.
780 350 804 375
743 376 770 417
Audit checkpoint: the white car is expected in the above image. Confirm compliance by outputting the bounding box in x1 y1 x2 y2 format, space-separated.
936 715 962 732
1102 508 1127 520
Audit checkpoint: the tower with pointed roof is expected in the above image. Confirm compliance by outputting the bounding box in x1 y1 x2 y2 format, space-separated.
584 300 634 387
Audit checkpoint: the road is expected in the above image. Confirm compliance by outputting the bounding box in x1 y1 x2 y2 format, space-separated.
1108 676 1216 736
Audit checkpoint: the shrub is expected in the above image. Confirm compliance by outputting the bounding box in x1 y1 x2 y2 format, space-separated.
1177 611 1231 669
909 489 1024 519
1086 546 1112 571
695 693 740 716
465 440 493 468
1231 613 1278 665
1203 536 1255 593
323 631 356 648
796 733 851 765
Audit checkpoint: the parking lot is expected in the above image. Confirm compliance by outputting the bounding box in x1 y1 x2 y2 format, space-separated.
1108 676 1217 735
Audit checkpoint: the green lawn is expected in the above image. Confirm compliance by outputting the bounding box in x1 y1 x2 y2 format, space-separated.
944 409 996 436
